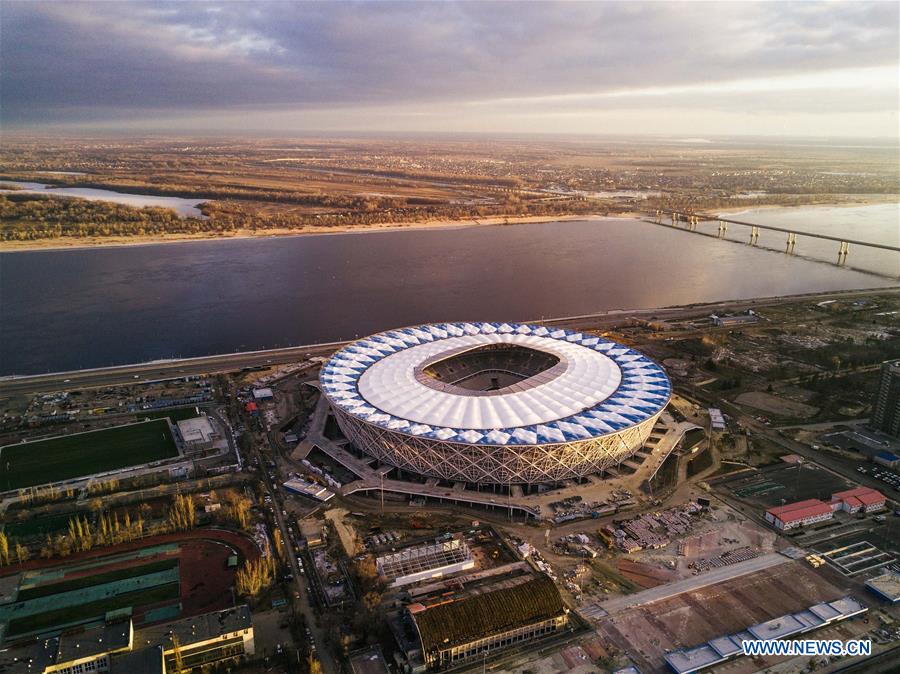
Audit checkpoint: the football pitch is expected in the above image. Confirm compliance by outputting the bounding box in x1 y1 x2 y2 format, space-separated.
0 419 179 490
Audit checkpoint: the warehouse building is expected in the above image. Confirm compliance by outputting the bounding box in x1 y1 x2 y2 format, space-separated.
376 536 474 587
409 574 568 670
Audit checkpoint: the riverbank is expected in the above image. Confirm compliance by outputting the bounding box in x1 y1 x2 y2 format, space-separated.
713 194 898 216
0 213 609 252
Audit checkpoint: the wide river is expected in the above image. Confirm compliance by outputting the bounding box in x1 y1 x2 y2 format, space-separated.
1 209 898 375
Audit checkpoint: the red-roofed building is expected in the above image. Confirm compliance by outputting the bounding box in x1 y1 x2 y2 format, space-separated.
831 487 886 514
765 499 834 530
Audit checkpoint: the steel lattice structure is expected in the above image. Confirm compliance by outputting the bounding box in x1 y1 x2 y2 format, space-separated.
320 322 670 485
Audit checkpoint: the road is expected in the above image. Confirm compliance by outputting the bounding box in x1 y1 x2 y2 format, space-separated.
252 442 337 673
2 286 896 396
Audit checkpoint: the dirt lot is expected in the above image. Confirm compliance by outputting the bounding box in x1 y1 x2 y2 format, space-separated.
735 391 819 419
595 561 848 673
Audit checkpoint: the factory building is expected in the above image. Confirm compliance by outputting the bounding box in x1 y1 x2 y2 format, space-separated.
410 574 568 670
872 359 900 437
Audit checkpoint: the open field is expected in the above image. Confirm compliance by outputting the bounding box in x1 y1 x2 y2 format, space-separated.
595 561 849 673
0 419 178 490
1 135 896 248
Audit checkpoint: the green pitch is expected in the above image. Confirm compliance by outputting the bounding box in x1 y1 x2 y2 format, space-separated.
0 419 178 490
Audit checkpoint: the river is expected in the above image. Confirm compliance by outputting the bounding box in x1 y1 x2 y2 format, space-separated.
0 181 207 218
1 212 897 375
715 202 899 277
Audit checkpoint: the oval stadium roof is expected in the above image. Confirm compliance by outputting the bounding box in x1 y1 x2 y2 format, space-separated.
320 322 670 447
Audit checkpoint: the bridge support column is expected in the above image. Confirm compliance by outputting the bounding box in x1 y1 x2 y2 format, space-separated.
837 241 849 266
785 232 797 254
717 220 727 238
748 226 759 245
671 212 677 225
655 209 662 224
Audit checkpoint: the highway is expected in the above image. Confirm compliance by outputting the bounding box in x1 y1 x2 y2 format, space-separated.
2 286 897 397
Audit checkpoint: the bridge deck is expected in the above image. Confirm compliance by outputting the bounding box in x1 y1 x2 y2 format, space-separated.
683 213 900 252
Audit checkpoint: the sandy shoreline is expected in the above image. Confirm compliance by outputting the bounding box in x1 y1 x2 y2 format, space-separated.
713 195 898 216
1 195 895 252
0 213 612 252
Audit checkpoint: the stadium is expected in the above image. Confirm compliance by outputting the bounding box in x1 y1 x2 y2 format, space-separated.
319 322 671 485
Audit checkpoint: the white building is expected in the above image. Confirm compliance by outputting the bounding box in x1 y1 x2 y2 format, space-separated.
176 415 218 450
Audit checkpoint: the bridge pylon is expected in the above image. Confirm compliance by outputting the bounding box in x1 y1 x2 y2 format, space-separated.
837 241 849 266
749 226 759 245
785 232 797 254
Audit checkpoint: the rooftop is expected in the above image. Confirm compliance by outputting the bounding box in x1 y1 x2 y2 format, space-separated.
865 571 900 602
176 416 215 443
411 574 565 653
321 322 670 446
832 486 886 506
109 645 165 674
349 645 390 674
56 620 132 662
766 499 832 522
665 597 867 674
135 605 251 649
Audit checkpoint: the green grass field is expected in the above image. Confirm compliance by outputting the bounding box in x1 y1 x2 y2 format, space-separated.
138 406 204 423
0 419 178 490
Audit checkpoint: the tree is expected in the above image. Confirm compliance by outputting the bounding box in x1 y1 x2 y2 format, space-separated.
0 531 8 565
168 494 196 531
235 556 275 599
14 542 30 564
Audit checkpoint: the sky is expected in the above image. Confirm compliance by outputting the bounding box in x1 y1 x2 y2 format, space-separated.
2 0 899 138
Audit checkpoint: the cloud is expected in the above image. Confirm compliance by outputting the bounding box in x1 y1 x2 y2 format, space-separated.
2 1 898 136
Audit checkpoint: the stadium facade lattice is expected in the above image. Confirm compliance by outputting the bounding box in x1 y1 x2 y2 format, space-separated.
320 322 670 485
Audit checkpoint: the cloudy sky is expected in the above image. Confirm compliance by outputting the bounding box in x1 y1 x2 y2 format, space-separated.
2 0 898 138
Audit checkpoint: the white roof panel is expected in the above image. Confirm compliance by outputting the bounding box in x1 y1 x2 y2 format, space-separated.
321 322 670 446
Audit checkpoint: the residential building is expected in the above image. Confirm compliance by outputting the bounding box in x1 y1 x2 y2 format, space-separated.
764 499 833 530
872 360 900 437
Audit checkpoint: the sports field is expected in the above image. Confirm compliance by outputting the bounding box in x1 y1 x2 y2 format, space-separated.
0 419 179 490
